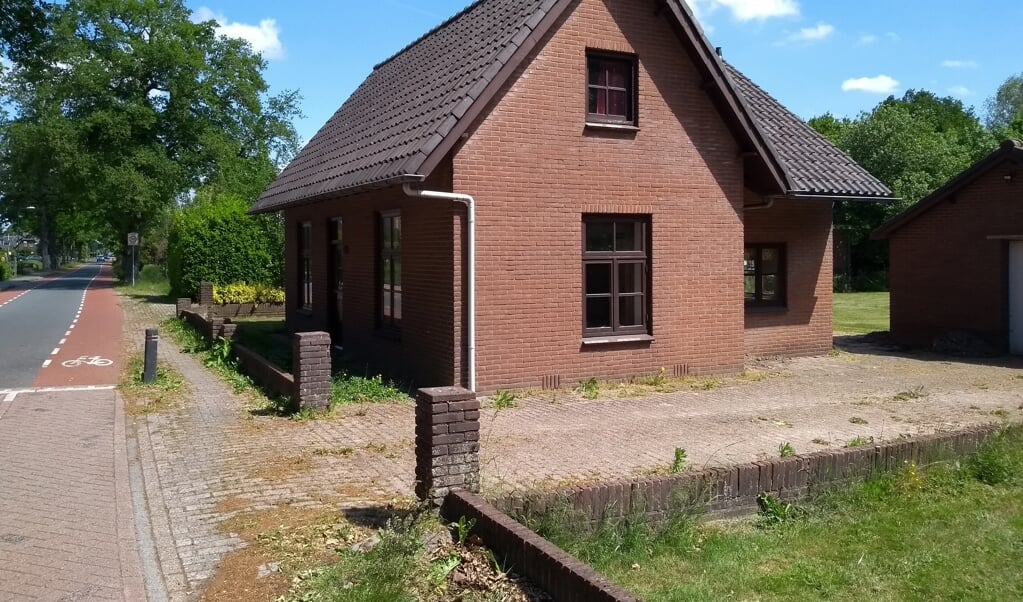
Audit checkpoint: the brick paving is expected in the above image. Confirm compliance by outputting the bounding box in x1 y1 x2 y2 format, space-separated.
0 388 145 602
121 296 1023 599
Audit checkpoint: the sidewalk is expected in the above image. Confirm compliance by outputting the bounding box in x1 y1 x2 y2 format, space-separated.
119 295 1023 599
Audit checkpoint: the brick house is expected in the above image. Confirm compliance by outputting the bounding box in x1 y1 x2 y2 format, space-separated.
250 0 891 393
874 139 1023 354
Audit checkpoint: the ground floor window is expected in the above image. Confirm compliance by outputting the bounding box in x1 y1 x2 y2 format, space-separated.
379 211 401 330
583 215 649 337
744 243 785 308
299 222 312 310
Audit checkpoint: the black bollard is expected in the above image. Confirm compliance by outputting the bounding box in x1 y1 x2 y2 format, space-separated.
143 328 159 383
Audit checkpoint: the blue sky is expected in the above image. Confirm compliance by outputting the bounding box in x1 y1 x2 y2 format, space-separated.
184 0 1023 145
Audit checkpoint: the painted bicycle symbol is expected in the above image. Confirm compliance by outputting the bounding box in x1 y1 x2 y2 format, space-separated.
61 356 113 368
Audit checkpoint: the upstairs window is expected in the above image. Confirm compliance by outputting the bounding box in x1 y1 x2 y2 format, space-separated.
583 216 649 337
587 53 636 125
744 244 786 308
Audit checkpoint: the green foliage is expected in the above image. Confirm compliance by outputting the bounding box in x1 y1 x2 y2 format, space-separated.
455 516 476 546
137 264 166 285
212 282 286 304
968 431 1021 486
671 447 688 473
846 435 874 448
490 390 516 409
16 259 41 274
810 91 996 287
577 377 600 399
331 372 410 407
778 442 796 458
167 196 283 298
756 493 806 525
986 73 1023 130
0 260 11 281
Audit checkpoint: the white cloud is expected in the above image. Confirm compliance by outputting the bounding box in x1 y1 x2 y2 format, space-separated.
690 0 799 22
942 59 977 69
192 7 283 60
948 85 972 96
783 23 834 44
841 75 899 94
858 34 878 45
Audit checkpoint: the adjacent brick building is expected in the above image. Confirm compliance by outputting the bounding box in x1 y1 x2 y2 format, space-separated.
250 0 892 393
874 139 1023 353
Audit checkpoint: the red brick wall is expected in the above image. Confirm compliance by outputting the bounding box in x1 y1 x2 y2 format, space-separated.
744 197 834 357
282 165 462 387
889 164 1021 348
453 0 747 392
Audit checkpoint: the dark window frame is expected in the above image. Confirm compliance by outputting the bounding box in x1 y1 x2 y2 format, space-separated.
586 51 638 126
582 215 650 337
744 243 787 308
298 221 312 311
378 210 402 332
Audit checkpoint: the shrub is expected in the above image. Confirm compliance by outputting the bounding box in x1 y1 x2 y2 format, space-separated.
167 195 283 298
138 264 167 285
0 260 11 281
212 282 286 304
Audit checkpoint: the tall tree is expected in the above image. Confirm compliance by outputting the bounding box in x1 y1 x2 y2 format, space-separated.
0 0 300 272
810 90 995 287
985 73 1023 131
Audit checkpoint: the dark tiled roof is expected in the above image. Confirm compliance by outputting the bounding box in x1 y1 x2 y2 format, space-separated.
252 0 890 214
873 139 1022 238
725 64 892 199
251 0 564 213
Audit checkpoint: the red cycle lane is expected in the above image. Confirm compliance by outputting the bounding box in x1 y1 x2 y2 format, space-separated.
33 264 124 387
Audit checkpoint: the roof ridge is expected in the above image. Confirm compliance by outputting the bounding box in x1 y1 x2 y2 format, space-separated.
372 0 487 71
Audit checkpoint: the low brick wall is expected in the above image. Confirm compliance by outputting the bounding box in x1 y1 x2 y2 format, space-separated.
233 342 294 400
442 491 639 602
494 425 1002 523
207 303 285 319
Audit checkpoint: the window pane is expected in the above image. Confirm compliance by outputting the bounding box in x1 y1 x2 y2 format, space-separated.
586 263 611 294
586 297 611 329
744 275 756 299
761 247 778 273
393 291 402 321
586 221 614 251
606 61 628 88
382 287 391 319
619 294 644 327
588 87 599 114
392 216 401 249
382 256 392 284
607 90 628 117
619 262 643 294
382 217 392 249
762 275 777 300
588 60 605 86
393 255 401 285
615 221 641 251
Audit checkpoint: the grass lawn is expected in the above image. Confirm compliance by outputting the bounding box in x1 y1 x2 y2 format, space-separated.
533 427 1023 602
834 292 889 334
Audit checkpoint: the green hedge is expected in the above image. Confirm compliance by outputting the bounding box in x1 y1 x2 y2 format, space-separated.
0 261 11 281
167 196 283 298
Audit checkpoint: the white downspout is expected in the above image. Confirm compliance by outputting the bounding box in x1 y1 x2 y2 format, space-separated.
402 184 477 392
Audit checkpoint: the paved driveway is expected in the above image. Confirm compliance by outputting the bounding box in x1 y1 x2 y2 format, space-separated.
122 298 1023 599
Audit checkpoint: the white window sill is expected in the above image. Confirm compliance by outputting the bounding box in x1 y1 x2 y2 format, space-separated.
581 334 654 346
585 122 640 133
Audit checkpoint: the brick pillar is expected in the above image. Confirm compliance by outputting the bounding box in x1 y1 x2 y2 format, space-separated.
293 331 331 412
415 387 480 506
199 282 214 308
176 298 191 317
209 317 224 341
220 319 237 341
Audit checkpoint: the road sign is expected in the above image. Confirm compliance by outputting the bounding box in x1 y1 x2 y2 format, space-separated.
127 232 139 246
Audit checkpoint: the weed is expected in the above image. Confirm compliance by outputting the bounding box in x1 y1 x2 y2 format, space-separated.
845 435 875 448
312 447 354 457
893 461 925 495
490 390 517 409
647 366 667 387
811 438 831 446
756 493 807 525
576 377 600 400
968 432 1020 485
892 386 926 401
455 515 476 546
992 408 1010 420
120 353 185 414
331 371 409 406
849 416 869 425
670 447 688 473
778 442 796 457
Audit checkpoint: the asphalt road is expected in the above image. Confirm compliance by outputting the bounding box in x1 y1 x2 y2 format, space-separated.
0 264 104 388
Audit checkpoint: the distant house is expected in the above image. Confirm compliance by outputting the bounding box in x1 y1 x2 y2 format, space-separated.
874 139 1023 354
250 0 891 393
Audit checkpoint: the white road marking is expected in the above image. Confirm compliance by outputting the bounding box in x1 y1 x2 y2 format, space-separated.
59 338 66 345
42 360 51 368
65 331 71 337
51 348 60 355
0 385 117 396
3 392 14 402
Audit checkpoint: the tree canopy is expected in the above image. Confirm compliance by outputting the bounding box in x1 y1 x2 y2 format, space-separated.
0 0 301 269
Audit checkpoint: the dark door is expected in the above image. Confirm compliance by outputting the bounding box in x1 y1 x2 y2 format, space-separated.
329 217 343 346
